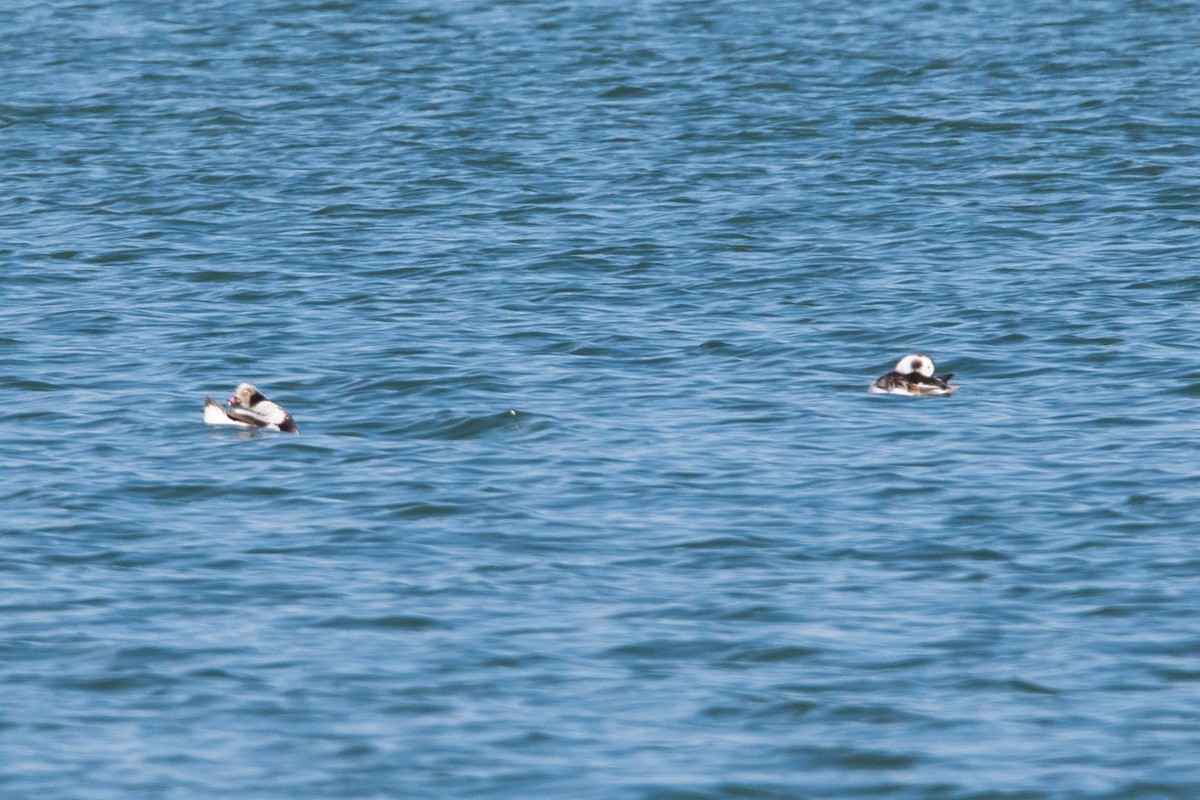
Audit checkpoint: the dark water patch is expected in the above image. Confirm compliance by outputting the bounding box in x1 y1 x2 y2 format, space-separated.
39 550 126 566
654 534 774 551
124 482 291 501
57 673 181 693
905 545 1010 563
827 704 936 725
958 678 1063 697
381 700 453 716
1167 381 1200 397
716 605 799 623
479 653 553 670
760 699 819 720
1081 605 1138 619
777 744 922 771
227 289 307 304
387 499 472 518
313 615 441 631
7 379 59 392
603 639 734 661
403 409 544 440
1148 666 1200 682
1004 679 1062 696
183 268 273 283
113 646 191 664
723 645 822 665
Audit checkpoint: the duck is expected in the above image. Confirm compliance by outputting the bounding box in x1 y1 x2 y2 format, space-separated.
203 383 298 432
869 354 956 396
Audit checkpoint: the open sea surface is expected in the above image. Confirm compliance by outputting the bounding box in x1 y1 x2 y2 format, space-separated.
3 1 1200 797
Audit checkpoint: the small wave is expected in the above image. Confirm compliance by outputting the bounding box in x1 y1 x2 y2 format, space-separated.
313 614 441 631
404 409 549 440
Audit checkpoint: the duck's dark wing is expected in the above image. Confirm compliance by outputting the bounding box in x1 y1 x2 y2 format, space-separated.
871 371 956 395
871 370 909 392
910 373 956 393
223 402 274 429
906 372 950 385
919 373 954 389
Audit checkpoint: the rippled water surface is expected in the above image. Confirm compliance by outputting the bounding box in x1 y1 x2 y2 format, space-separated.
4 1 1200 798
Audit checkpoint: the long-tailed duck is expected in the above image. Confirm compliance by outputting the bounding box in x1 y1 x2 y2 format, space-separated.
203 383 298 432
869 354 957 396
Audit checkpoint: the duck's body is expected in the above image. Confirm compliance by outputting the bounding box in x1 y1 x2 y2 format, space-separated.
203 383 297 432
869 354 956 396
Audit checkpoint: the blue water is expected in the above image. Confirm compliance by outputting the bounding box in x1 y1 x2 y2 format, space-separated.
4 1 1200 797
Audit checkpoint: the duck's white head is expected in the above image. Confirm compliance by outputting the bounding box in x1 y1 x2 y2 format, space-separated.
229 383 265 406
894 353 934 377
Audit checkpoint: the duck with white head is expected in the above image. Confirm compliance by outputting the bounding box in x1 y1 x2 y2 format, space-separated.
203 383 298 432
869 354 957 396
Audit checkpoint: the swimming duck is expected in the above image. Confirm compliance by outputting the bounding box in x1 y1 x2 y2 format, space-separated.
869 354 956 396
203 383 298 432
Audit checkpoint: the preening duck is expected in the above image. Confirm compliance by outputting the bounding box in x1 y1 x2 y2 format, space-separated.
869 354 956 396
203 383 298 432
